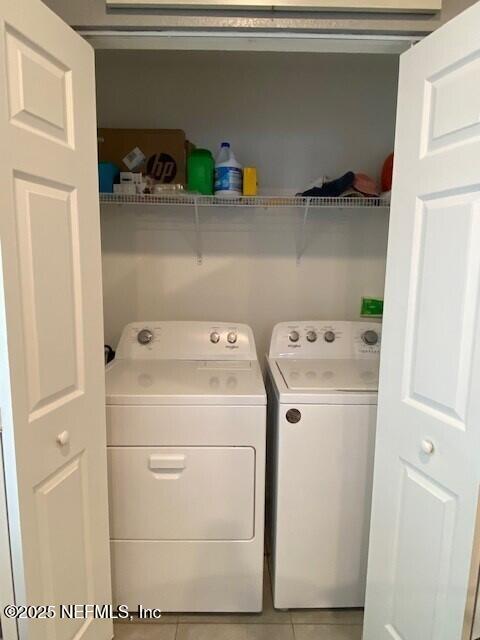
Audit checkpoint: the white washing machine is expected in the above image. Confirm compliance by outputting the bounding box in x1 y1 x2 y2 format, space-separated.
105 321 266 612
266 320 381 610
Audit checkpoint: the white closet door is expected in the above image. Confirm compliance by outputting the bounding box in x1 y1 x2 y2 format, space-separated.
0 1 112 639
364 2 480 639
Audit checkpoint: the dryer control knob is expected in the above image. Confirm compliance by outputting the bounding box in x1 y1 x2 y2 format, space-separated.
324 330 335 343
362 330 379 346
137 329 153 345
306 330 317 343
289 330 300 343
210 332 220 344
227 332 237 344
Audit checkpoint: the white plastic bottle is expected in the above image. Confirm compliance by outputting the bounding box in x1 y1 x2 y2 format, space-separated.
214 142 243 197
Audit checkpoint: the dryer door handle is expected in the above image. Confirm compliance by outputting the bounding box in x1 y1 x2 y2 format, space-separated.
149 454 186 472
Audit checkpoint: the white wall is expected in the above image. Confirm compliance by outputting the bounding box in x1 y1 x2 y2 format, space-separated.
96 51 398 191
96 51 397 357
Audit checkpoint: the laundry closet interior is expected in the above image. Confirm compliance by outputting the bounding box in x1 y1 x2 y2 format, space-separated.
88 37 400 616
96 46 398 357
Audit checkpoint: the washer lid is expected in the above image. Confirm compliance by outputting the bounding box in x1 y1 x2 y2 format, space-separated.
276 358 379 392
105 359 266 406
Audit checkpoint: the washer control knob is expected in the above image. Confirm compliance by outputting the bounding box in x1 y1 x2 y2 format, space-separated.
227 332 237 344
137 329 153 345
210 332 220 344
362 330 379 346
289 330 300 343
306 330 317 343
324 330 336 343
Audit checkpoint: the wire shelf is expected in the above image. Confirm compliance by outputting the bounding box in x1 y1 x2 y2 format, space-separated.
99 192 389 265
99 193 390 209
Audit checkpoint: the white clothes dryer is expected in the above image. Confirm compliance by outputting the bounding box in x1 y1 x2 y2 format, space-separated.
106 321 266 612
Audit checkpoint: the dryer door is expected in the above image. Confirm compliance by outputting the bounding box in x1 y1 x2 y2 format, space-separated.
108 446 255 540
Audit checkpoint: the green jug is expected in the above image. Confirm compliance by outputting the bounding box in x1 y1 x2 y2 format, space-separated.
187 149 214 195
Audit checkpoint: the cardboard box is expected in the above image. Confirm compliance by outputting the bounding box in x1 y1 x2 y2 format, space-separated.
98 129 190 185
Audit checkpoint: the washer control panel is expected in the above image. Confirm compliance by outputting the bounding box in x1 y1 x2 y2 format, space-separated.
116 321 257 361
269 321 382 359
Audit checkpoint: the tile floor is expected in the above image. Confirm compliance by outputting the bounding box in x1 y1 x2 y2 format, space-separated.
113 560 363 640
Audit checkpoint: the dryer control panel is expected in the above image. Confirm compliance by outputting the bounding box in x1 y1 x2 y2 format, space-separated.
269 321 382 359
115 321 258 360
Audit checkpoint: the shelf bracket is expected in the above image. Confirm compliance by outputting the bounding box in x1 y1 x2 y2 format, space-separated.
296 198 311 265
193 198 203 265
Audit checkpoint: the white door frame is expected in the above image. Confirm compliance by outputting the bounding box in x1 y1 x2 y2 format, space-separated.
0 436 18 640
0 234 17 640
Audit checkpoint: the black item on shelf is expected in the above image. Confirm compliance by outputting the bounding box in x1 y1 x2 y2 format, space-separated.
298 171 355 198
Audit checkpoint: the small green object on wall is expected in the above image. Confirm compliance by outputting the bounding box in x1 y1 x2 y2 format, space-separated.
361 297 383 317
